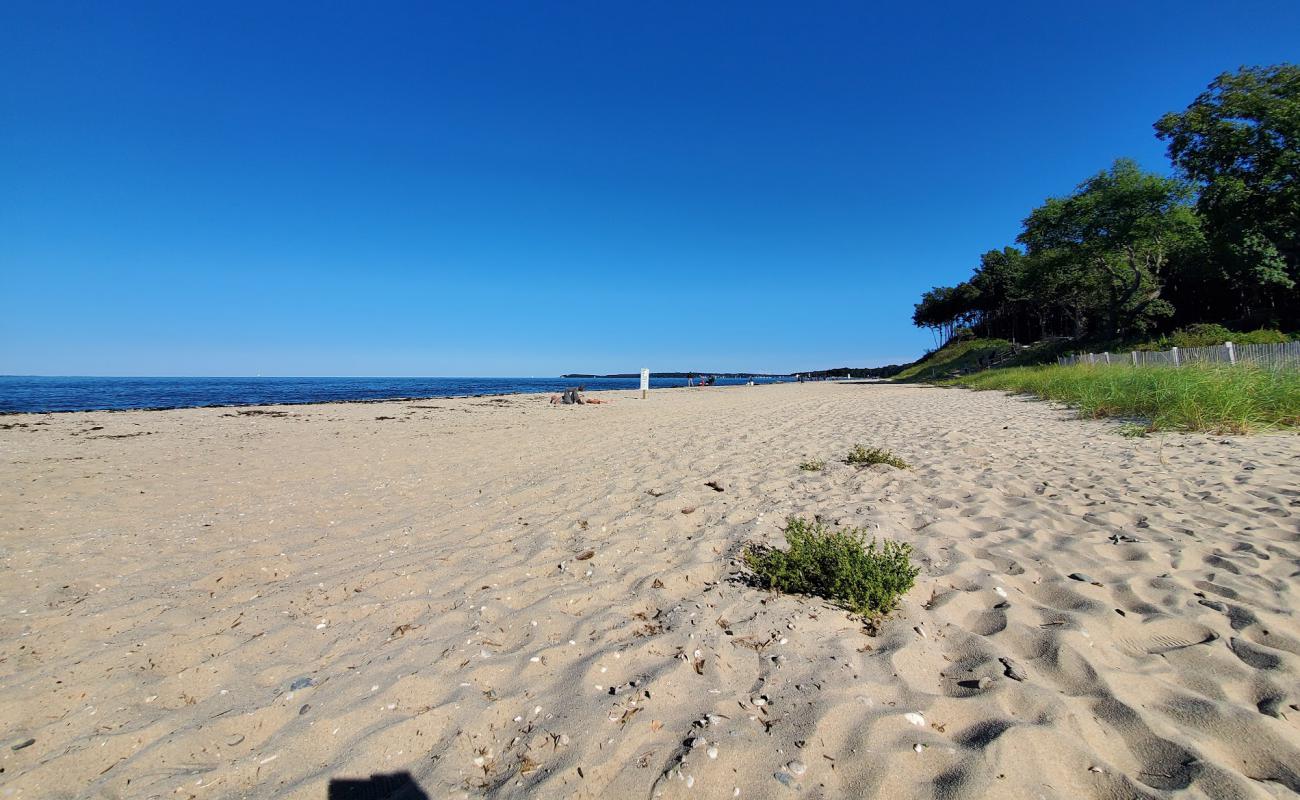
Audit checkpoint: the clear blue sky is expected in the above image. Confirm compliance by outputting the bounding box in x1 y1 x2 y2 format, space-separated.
2 1 1297 376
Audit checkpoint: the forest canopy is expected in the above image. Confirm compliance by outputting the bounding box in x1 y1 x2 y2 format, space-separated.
914 64 1299 348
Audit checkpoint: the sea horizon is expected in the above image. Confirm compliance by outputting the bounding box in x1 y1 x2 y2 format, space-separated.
0 374 794 414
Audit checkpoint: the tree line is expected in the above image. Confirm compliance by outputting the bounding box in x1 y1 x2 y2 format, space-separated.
913 64 1299 348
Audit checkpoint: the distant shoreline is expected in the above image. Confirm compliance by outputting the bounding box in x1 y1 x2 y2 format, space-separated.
562 372 793 379
0 375 789 415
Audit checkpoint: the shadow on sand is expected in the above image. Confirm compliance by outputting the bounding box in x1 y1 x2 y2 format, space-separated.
328 771 428 800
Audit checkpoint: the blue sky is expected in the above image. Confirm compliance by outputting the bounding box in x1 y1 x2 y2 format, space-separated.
2 1 1297 376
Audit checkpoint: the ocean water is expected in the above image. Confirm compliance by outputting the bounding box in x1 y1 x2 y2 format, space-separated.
0 375 790 413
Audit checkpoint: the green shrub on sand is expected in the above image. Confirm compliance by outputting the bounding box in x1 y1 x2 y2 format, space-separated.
744 518 919 620
846 444 910 469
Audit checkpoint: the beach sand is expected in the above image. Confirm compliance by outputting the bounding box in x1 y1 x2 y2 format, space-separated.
2 383 1298 799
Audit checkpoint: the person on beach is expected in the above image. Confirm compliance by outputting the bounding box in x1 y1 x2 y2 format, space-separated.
549 388 608 405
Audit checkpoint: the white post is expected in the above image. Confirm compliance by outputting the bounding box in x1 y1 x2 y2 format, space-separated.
640 368 649 400
1225 341 1235 365
1131 351 1138 366
1171 346 1180 367
1104 351 1111 364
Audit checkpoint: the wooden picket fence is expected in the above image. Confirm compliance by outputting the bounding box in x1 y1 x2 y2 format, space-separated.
1059 341 1300 369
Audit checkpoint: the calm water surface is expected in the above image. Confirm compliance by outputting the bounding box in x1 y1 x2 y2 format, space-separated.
0 376 790 413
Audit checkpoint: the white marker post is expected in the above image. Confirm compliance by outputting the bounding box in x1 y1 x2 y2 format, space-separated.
640 368 649 400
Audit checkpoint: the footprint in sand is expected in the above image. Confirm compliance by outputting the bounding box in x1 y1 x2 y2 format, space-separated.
1114 617 1218 658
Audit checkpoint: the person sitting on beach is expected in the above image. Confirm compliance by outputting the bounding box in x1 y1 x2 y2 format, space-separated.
549 388 609 405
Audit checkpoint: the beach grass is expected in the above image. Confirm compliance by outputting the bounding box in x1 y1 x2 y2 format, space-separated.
744 518 919 619
891 338 1014 382
846 444 910 469
949 364 1300 434
1116 422 1150 438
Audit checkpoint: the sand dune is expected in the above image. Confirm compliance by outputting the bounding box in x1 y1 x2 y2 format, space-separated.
2 383 1298 799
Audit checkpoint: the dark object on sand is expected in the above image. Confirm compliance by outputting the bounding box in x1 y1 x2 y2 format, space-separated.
329 772 428 800
550 387 608 405
999 657 1027 681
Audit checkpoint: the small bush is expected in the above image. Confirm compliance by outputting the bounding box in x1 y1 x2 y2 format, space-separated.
846 444 909 469
1116 422 1150 438
1144 324 1291 350
798 459 825 471
745 518 919 618
1164 323 1235 348
1234 328 1292 345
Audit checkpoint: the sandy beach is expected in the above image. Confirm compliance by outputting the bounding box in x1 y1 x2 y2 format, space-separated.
2 382 1298 800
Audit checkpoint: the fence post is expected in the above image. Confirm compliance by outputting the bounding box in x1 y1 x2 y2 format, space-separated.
1131 351 1138 366
1225 341 1235 365
1171 346 1180 367
1104 351 1111 364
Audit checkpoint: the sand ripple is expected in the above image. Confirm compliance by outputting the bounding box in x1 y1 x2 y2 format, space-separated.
1 384 1298 798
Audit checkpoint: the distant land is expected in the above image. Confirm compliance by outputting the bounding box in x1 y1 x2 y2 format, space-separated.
561 366 915 379
561 372 792 379
562 366 910 379
797 364 909 379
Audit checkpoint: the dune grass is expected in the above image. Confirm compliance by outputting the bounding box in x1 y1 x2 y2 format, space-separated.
744 518 918 619
845 444 910 469
950 364 1300 434
891 338 1013 382
890 337 1072 383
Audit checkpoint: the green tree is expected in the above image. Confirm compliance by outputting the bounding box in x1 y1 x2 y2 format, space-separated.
1017 159 1202 338
1020 247 1092 338
1155 64 1300 324
912 285 960 346
969 246 1029 340
912 283 981 346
